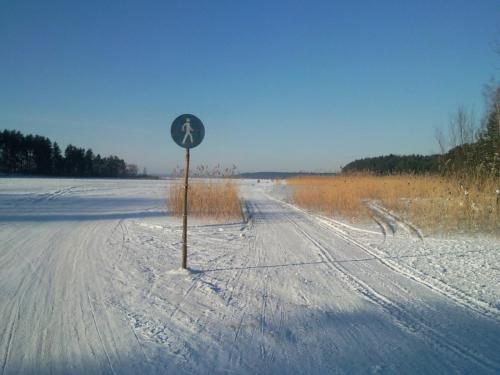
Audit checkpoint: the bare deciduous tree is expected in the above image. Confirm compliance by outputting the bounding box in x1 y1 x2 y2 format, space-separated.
435 105 477 153
434 126 447 154
448 105 476 148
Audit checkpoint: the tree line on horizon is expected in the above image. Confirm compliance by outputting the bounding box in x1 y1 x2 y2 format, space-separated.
342 154 440 174
342 83 500 179
0 129 142 178
1 84 498 179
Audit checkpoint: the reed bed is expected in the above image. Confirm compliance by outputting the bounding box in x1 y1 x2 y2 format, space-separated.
168 179 242 222
288 174 499 234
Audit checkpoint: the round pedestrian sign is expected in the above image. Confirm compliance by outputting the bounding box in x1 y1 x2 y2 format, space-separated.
171 114 205 149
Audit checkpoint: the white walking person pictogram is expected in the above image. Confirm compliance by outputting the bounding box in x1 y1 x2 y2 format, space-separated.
182 117 194 145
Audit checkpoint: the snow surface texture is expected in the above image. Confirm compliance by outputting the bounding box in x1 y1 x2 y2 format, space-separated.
0 178 499 374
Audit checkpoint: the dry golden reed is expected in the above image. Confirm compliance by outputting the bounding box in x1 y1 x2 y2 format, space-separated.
168 179 242 222
288 174 499 235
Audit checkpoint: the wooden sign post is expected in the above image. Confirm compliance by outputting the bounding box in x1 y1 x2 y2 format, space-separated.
170 114 205 269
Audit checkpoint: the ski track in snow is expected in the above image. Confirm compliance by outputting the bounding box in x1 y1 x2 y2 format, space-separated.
283 209 497 371
269 194 500 321
0 177 499 374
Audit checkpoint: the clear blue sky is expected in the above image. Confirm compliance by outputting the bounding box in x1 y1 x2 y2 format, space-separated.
1 0 498 173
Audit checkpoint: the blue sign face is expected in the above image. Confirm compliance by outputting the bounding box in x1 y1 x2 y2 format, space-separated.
171 114 205 149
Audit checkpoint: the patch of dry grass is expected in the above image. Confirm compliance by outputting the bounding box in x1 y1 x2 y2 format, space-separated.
168 179 242 222
288 174 499 234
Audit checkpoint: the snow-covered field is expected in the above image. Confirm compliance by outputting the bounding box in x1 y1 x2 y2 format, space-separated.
0 177 499 374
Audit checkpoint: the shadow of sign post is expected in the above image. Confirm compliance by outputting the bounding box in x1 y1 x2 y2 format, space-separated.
171 114 205 269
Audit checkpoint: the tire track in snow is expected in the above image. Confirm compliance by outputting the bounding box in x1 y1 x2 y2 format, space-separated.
32 186 78 204
118 219 130 264
1 299 20 375
366 202 423 240
253 199 289 365
283 212 500 373
252 202 269 361
226 201 259 367
315 215 500 321
258 251 269 361
86 288 117 375
368 213 388 241
270 194 500 321
0 234 57 375
226 198 286 367
223 201 257 309
169 275 202 320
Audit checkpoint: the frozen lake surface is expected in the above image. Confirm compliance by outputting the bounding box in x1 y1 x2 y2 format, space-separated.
0 177 499 374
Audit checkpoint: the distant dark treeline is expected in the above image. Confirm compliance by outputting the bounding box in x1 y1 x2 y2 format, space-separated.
342 154 440 174
342 84 499 177
0 129 141 178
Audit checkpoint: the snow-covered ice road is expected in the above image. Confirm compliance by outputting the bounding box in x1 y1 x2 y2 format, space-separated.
0 178 499 374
